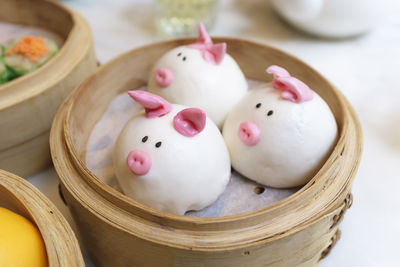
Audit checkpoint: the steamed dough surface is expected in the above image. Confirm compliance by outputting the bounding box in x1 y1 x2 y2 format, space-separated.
148 46 247 128
223 84 338 188
113 104 231 215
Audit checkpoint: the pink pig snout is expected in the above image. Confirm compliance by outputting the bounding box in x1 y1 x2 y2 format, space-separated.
238 121 261 146
155 67 174 88
126 150 152 175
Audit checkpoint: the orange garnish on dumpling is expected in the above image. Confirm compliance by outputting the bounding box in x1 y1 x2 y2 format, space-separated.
5 36 48 62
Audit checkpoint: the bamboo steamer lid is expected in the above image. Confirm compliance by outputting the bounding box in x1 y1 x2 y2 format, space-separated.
51 38 362 266
0 169 84 266
0 0 97 177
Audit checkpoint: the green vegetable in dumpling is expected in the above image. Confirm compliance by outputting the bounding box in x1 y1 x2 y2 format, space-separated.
0 46 15 85
0 62 8 85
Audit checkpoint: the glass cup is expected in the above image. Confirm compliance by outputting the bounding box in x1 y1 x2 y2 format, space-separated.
155 0 219 36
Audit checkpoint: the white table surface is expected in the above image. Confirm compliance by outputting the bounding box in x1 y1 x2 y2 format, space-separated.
28 0 400 266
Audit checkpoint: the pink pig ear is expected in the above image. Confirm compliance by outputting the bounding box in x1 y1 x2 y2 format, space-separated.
210 43 226 65
197 23 212 45
266 65 314 103
274 77 314 103
266 65 290 79
128 90 172 118
187 23 227 65
173 108 206 137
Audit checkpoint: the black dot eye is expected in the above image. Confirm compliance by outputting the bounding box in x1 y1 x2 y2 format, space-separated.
255 103 261 108
267 110 274 116
177 52 182 57
182 56 186 61
142 136 148 143
155 141 162 148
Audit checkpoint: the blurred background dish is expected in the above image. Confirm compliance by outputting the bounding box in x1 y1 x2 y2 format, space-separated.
270 0 383 38
155 0 219 36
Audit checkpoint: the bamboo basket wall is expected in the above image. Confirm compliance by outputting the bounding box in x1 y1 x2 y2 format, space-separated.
0 169 84 266
50 38 362 267
0 0 97 177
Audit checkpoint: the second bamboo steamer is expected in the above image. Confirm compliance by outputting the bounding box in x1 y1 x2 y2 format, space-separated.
0 0 97 177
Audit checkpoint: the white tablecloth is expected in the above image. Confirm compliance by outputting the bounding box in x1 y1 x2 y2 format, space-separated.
29 0 400 266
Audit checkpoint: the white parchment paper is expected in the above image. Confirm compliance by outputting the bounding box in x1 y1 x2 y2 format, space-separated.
86 82 298 217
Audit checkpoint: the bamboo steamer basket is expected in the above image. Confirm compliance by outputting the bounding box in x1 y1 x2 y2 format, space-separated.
0 169 84 266
0 0 97 177
50 38 362 266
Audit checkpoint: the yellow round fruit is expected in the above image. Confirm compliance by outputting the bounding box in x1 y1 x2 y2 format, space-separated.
0 207 48 267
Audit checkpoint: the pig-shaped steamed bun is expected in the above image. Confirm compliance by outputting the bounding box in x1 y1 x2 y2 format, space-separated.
113 90 230 215
223 66 338 188
148 23 247 128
